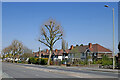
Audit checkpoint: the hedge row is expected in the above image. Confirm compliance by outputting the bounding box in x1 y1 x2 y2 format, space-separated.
28 57 49 65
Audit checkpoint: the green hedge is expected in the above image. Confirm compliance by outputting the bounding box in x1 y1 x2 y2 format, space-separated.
93 55 113 66
28 57 49 65
40 58 48 65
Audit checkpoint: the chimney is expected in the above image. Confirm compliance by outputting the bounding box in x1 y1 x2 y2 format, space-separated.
55 49 58 52
70 45 74 50
89 43 92 48
33 52 35 56
33 52 34 54
76 44 79 47
46 49 49 53
37 53 39 57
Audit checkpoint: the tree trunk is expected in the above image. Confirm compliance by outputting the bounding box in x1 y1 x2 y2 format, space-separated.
13 54 15 63
47 48 52 65
17 55 19 63
13 57 15 63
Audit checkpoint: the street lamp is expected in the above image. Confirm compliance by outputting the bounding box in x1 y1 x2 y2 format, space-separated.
104 5 115 69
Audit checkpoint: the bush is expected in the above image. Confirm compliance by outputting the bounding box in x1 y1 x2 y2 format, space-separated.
28 57 38 64
50 61 54 65
61 60 66 64
102 59 112 66
79 60 88 65
80 61 85 65
101 55 113 66
96 59 102 64
28 57 52 65
40 58 48 65
21 61 28 64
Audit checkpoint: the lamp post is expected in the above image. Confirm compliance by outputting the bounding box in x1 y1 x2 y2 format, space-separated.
104 5 115 69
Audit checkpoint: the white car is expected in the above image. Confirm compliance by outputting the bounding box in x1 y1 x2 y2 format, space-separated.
26 58 29 62
10 58 13 61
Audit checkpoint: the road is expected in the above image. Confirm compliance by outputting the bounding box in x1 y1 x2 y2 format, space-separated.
2 62 119 79
2 62 75 78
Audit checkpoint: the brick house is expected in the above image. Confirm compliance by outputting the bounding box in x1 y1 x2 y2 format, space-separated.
33 43 112 62
68 43 112 61
33 49 69 61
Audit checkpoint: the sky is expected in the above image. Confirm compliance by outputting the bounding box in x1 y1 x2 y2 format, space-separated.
2 2 118 53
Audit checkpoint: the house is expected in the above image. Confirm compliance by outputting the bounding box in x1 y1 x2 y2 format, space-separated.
33 43 112 62
33 49 69 61
68 43 112 62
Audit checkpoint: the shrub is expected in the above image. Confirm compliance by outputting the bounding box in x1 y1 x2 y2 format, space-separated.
102 59 112 66
40 58 48 65
28 57 37 64
50 61 54 65
80 61 84 65
96 59 102 64
61 60 66 64
28 57 52 65
79 60 88 65
101 55 113 66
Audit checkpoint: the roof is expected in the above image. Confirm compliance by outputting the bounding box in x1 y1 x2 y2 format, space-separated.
69 46 88 53
69 43 112 53
33 43 112 56
33 49 69 56
89 44 112 53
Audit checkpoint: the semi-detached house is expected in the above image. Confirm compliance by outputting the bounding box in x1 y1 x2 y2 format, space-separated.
68 43 112 61
33 43 112 61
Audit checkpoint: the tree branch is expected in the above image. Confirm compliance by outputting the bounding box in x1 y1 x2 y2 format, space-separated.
53 35 62 45
42 28 50 45
45 25 50 32
38 40 50 48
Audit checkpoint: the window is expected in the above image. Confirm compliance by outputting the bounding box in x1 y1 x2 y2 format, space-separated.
94 53 97 56
82 53 84 56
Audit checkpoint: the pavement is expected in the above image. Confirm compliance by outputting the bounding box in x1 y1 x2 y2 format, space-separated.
48 65 119 73
2 62 119 79
12 62 119 73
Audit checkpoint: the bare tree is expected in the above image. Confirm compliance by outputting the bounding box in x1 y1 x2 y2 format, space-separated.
11 40 18 63
38 19 63 65
1 45 12 61
7 45 13 58
17 42 24 63
2 48 8 59
11 40 23 63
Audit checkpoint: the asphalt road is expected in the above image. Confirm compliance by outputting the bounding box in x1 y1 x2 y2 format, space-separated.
2 62 75 78
2 62 119 79
16 63 118 77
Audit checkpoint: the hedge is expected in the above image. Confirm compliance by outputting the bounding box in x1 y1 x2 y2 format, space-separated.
28 57 50 65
